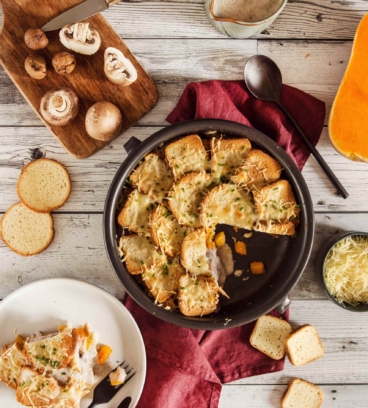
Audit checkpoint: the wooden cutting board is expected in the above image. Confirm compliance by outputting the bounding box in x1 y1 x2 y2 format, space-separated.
0 0 159 158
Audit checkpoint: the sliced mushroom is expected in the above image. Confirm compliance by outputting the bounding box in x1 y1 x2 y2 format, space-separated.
85 101 122 141
104 47 138 86
25 54 47 79
59 23 101 55
40 88 79 126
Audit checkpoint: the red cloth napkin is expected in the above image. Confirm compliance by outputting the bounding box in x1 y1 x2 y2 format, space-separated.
166 80 326 170
124 295 289 408
124 80 325 408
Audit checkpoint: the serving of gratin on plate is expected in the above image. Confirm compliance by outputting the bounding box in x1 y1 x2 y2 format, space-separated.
117 132 301 317
0 324 111 407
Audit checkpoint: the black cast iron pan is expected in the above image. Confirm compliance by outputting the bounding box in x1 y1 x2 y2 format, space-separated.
104 119 314 330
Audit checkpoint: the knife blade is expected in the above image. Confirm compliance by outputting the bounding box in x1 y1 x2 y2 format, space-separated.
42 0 120 32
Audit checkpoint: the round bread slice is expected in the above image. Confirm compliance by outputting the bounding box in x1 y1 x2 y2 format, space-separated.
0 202 54 256
17 158 71 212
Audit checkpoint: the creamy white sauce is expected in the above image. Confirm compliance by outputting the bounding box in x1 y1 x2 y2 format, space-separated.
215 0 284 22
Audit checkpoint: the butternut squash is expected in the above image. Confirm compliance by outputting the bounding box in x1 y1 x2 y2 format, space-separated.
329 14 368 162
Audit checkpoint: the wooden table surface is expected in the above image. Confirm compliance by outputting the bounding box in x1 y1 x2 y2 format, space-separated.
1 1 368 407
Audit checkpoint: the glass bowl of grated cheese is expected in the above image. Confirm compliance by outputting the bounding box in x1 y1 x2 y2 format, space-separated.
318 231 368 312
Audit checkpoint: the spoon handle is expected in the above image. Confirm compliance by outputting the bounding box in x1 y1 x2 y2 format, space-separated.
277 102 349 199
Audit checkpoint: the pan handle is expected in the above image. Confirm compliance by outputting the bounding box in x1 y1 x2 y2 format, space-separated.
275 296 291 314
124 136 142 155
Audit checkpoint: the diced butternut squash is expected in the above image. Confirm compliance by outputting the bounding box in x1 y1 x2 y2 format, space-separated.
97 344 113 364
250 261 265 275
206 228 216 249
235 241 247 255
214 231 226 247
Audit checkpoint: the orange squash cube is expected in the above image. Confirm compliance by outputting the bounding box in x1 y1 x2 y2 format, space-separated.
214 231 226 247
250 261 265 275
235 241 247 255
97 344 113 364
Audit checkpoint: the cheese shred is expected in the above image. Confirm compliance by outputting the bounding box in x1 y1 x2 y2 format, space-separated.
324 235 368 306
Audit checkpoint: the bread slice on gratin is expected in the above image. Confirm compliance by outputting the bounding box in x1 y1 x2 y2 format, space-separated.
231 149 282 191
253 180 300 236
117 189 155 236
178 274 219 317
16 367 60 406
118 234 166 274
210 137 252 180
141 259 185 303
249 315 293 360
168 171 213 228
200 183 258 231
23 326 78 372
165 134 210 179
150 203 191 257
180 228 211 276
0 341 28 389
129 153 173 201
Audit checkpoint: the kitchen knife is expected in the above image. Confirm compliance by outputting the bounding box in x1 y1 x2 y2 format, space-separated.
42 0 121 32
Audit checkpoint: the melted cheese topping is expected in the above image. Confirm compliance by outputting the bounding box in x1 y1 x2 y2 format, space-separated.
324 235 368 306
168 171 213 228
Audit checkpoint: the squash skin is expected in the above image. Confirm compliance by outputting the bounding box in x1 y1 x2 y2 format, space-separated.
329 14 368 163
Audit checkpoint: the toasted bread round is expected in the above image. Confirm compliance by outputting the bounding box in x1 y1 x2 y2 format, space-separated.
180 228 211 276
0 202 54 256
17 158 71 213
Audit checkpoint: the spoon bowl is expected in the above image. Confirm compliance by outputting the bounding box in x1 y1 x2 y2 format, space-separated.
244 55 282 102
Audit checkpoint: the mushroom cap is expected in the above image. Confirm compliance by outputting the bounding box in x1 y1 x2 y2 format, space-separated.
40 88 79 127
104 47 138 86
85 101 123 142
59 23 101 55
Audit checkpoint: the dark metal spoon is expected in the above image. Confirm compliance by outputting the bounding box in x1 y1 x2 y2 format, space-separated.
118 396 132 408
244 55 348 199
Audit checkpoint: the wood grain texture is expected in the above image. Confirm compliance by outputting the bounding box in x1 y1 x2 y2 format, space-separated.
219 385 368 407
0 39 351 127
1 127 367 213
0 212 367 300
0 0 158 158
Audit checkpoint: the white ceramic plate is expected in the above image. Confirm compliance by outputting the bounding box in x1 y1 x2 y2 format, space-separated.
0 278 146 408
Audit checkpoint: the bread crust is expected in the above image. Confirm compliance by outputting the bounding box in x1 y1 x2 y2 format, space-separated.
0 202 54 256
285 324 325 366
17 158 71 213
249 315 292 360
210 137 252 180
165 134 210 179
231 149 281 191
281 378 324 408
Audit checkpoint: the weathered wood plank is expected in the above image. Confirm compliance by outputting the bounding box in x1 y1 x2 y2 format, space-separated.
28 1 368 40
219 385 368 407
0 40 351 126
1 127 367 212
1 213 367 300
237 299 368 385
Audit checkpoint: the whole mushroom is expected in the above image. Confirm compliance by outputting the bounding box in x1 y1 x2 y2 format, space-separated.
59 23 101 55
25 54 47 79
85 101 122 141
40 88 79 126
24 28 49 50
104 47 138 86
52 52 76 75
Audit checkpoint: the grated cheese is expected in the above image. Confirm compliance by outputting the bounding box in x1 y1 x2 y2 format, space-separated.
324 235 368 306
